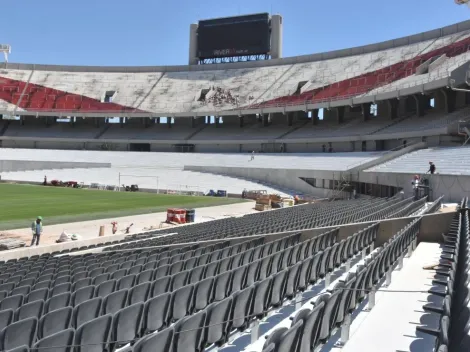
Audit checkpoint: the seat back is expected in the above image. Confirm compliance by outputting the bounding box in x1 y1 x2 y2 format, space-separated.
38 306 73 339
32 328 75 352
102 289 128 315
74 314 113 352
173 311 207 352
0 316 38 350
110 302 144 351
142 293 171 335
73 297 102 329
15 300 44 321
132 327 174 352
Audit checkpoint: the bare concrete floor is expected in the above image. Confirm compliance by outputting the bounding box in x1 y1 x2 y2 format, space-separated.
2 201 257 247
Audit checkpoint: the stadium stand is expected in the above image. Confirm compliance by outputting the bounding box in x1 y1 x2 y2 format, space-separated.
369 107 470 136
0 192 444 352
0 149 380 171
0 24 469 116
365 146 470 175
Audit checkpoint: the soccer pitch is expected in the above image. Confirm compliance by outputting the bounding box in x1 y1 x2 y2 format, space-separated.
0 184 244 230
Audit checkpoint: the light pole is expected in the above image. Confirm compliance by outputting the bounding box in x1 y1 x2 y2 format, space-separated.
0 44 11 62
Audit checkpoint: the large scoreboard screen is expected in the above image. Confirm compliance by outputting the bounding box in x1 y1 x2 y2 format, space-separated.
197 13 271 59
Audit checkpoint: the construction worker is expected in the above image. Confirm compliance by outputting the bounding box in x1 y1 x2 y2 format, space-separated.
31 216 43 246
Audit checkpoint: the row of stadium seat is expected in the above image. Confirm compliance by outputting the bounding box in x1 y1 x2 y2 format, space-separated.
416 198 470 351
0 223 378 351
252 217 421 352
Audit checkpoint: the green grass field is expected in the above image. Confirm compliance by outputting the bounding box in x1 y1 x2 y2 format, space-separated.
0 184 245 230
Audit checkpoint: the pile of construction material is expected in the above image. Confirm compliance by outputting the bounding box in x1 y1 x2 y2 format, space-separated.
255 194 272 211
0 238 26 250
255 194 295 211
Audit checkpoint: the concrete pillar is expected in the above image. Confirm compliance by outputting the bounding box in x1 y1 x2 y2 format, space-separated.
440 88 457 113
312 109 319 125
144 118 152 128
263 114 269 127
155 117 160 124
191 117 196 128
362 103 371 121
167 117 172 128
287 112 293 127
239 116 244 128
215 116 220 128
386 99 398 120
336 107 345 124
94 118 100 127
413 94 428 117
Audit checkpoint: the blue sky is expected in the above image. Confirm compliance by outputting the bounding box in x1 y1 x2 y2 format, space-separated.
0 0 468 66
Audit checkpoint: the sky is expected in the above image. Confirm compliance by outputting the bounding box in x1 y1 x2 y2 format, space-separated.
0 0 468 66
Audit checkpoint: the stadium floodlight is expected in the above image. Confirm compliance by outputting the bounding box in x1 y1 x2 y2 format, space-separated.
0 44 11 62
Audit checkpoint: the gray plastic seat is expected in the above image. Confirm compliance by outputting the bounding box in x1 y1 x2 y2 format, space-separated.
11 285 31 297
264 320 303 352
173 311 207 352
49 282 71 297
133 326 174 352
136 270 153 285
292 301 325 352
0 316 37 350
71 286 95 307
170 271 189 291
72 278 92 292
318 289 343 342
253 277 272 319
92 273 110 286
189 266 205 284
38 306 73 339
74 314 112 352
213 272 231 302
205 297 233 347
32 328 75 352
152 276 171 297
117 274 136 290
95 279 116 298
110 302 144 351
231 286 254 331
73 297 102 329
111 269 127 280
102 289 128 315
0 294 24 312
0 309 13 331
15 300 44 321
129 282 151 305
171 285 194 323
194 277 214 312
44 292 71 314
142 293 171 335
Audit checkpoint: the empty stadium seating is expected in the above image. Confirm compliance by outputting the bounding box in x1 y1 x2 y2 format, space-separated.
0 187 447 352
415 199 470 351
365 146 470 175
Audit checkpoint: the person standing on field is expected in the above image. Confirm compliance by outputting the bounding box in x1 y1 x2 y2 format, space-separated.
31 216 43 246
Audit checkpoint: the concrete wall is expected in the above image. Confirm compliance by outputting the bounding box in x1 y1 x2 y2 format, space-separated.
357 171 470 203
0 160 111 172
185 165 343 196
